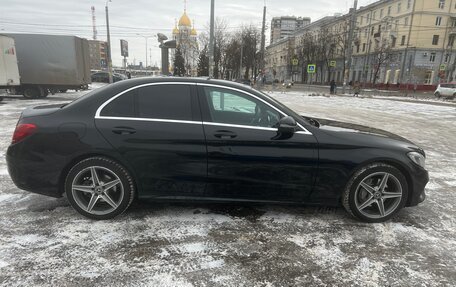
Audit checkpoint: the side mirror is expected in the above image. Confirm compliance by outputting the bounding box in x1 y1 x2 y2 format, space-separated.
278 116 297 134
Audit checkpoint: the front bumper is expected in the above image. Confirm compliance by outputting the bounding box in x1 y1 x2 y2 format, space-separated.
406 166 429 207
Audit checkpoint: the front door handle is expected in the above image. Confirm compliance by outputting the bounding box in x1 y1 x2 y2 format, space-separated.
112 127 136 135
214 130 237 139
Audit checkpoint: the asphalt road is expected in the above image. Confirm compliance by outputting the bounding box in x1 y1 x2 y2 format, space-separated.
0 88 455 287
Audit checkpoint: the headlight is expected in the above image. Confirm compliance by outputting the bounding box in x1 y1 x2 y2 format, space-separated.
407 152 426 168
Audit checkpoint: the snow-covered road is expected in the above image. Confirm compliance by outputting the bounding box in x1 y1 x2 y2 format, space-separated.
0 87 455 286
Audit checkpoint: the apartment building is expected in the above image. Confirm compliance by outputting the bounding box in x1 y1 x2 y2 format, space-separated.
265 0 456 85
88 40 108 71
270 16 311 44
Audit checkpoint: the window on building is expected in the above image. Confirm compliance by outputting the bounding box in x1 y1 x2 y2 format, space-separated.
450 35 455 46
363 43 366 52
445 54 451 62
371 26 375 35
373 11 377 21
365 28 368 37
407 0 412 9
430 53 436 62
380 9 384 19
360 16 363 25
435 16 442 26
432 35 440 45
452 18 456 27
357 44 360 53
398 53 403 62
391 36 397 47
401 35 406 46
405 17 409 26
388 6 392 15
439 0 445 9
397 2 402 13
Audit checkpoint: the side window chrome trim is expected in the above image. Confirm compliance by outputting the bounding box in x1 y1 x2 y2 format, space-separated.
96 116 202 125
94 116 313 134
197 83 313 135
203 122 277 131
95 82 196 119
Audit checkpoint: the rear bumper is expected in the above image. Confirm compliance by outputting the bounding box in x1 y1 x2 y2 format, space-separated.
406 167 429 207
6 144 63 198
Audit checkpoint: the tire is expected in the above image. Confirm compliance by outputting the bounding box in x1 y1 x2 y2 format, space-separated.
59 89 68 93
22 86 44 99
343 163 408 223
65 157 135 220
434 92 441 99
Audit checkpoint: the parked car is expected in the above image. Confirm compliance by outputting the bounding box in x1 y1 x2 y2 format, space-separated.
91 72 126 83
434 83 456 99
6 77 428 222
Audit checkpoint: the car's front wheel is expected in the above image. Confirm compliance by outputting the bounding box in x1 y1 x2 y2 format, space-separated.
343 163 408 223
65 157 135 220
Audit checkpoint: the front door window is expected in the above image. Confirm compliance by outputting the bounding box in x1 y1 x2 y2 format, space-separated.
204 87 281 128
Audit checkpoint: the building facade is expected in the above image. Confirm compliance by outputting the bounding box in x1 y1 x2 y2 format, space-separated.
265 0 456 85
88 40 108 71
270 16 311 44
171 9 199 76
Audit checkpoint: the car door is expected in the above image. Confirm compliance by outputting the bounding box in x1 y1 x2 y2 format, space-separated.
95 82 207 199
198 84 318 203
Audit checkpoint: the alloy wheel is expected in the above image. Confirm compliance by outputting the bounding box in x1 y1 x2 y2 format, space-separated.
71 166 124 216
354 172 403 219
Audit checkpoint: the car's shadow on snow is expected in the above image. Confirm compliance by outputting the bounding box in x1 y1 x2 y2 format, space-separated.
124 200 350 223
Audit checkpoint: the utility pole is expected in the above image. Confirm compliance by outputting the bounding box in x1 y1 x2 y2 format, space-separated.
239 43 243 79
260 4 267 72
343 0 358 94
136 34 153 75
209 0 215 77
105 0 113 84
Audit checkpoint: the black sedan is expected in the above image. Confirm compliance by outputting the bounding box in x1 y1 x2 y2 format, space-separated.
6 78 428 222
91 71 127 83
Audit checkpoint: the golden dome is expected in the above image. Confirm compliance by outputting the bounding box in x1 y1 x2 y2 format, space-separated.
173 26 179 34
191 28 197 35
178 11 192 27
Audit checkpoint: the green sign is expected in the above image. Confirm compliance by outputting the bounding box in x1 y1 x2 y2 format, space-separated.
330 60 336 67
307 64 316 74
292 58 299 66
439 64 446 71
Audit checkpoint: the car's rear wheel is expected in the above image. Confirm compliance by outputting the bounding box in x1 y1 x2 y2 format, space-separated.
65 157 135 220
343 163 408 223
434 92 441 98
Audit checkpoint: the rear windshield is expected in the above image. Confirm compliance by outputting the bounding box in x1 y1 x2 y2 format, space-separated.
440 84 456 88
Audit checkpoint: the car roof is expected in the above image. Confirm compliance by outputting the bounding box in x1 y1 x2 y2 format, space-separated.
110 76 256 91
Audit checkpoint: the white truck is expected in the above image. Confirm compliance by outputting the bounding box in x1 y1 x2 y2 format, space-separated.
0 35 20 101
0 34 91 99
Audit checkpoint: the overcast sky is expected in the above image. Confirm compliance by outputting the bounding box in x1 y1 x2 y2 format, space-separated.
0 0 376 67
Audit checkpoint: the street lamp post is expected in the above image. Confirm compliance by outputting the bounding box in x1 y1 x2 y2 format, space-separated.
105 0 113 84
137 34 154 74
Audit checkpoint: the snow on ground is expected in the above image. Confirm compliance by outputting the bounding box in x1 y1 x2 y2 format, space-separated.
0 87 455 286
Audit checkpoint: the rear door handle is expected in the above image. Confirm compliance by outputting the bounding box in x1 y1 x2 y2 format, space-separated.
214 130 237 139
112 127 136 135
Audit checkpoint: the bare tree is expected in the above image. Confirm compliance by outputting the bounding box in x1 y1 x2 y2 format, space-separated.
371 39 393 84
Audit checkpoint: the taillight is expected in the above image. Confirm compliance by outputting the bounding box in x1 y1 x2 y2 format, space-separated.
12 123 37 144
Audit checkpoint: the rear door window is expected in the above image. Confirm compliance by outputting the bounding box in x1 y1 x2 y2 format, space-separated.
137 85 192 121
100 90 136 117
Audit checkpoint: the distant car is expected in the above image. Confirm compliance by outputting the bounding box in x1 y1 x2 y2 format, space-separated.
91 72 126 83
7 77 428 222
434 83 456 99
283 80 293 89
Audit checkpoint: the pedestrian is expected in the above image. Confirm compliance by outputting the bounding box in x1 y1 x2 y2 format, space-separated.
353 81 361 97
126 71 131 79
330 80 336 95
